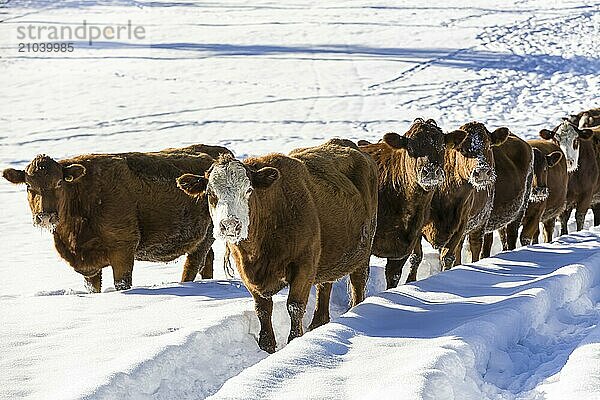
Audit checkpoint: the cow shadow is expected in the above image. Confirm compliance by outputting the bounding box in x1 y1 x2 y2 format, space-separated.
123 279 251 299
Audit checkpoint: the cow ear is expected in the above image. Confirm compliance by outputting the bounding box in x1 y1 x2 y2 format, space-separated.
177 174 208 196
3 168 26 184
444 129 467 149
539 129 555 140
63 164 86 183
546 151 563 168
251 167 280 189
357 139 372 146
491 127 510 146
577 128 594 140
382 132 409 150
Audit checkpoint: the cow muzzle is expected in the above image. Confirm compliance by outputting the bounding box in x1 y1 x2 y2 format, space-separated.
418 164 445 191
33 212 59 230
529 186 549 202
566 158 577 172
469 165 495 190
219 217 243 242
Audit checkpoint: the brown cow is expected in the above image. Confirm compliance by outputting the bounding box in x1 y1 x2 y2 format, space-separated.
408 122 508 278
470 132 534 258
539 120 595 233
518 144 565 244
2 144 231 292
359 118 466 288
568 107 600 129
177 139 378 353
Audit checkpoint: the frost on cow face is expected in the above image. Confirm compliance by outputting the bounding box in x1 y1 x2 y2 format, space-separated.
206 160 253 243
2 154 86 232
540 120 593 173
457 122 508 191
550 121 579 172
178 156 281 244
383 118 462 191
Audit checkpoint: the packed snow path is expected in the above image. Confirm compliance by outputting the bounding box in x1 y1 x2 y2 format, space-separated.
212 230 600 400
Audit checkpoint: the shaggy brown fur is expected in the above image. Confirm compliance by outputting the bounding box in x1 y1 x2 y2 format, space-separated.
178 139 378 353
2 144 231 292
539 123 597 233
359 118 466 288
473 133 534 258
519 141 567 244
409 121 508 277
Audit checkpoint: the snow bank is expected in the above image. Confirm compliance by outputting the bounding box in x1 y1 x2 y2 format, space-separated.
211 230 600 399
0 268 385 400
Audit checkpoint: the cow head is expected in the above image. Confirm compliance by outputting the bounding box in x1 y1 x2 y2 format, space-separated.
574 111 600 129
455 122 509 191
539 120 593 172
382 118 465 191
2 155 86 231
529 148 562 202
177 154 279 243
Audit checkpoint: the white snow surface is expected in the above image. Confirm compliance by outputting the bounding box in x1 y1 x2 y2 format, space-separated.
1 0 600 399
212 230 600 400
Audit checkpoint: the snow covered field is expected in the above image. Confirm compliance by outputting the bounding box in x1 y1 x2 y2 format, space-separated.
1 0 599 399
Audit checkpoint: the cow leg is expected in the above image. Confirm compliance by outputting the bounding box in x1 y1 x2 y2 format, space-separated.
481 232 494 258
406 239 423 283
349 266 369 306
286 263 313 344
84 270 102 293
504 220 520 250
468 229 484 263
309 282 332 331
251 291 276 353
560 207 572 235
543 218 556 242
440 234 463 271
575 204 589 231
532 229 540 244
200 248 214 279
593 204 600 226
182 247 214 281
110 250 134 291
182 235 214 281
385 256 407 289
520 218 537 246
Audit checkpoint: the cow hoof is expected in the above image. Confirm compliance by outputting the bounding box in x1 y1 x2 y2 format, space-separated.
114 281 131 291
308 317 330 332
258 336 276 354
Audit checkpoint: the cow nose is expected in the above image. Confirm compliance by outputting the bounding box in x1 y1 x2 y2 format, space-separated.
472 167 491 182
423 164 444 180
220 217 241 236
34 212 58 226
432 166 445 181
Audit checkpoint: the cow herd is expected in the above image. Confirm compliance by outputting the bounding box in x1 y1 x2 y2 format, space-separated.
3 108 599 352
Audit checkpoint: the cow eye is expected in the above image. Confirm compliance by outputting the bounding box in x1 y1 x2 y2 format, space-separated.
56 179 63 188
573 138 579 150
246 187 254 196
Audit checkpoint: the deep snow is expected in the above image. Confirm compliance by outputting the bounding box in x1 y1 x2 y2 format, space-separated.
1 0 599 399
212 230 600 400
